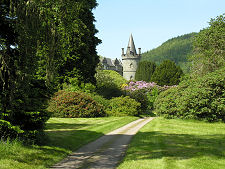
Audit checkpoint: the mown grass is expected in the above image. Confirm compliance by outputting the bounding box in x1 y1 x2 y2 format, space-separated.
118 117 225 169
0 116 138 169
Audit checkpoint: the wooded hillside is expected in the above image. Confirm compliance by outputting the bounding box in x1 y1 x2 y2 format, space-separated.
141 33 197 73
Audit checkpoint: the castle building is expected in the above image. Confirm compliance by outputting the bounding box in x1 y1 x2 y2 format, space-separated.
100 57 123 76
122 34 141 80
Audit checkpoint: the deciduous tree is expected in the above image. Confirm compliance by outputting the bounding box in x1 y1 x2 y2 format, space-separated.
191 14 225 75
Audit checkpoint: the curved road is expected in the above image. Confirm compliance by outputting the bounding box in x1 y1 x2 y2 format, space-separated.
51 117 155 169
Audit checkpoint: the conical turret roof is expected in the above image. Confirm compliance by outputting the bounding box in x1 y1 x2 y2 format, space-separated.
126 34 137 55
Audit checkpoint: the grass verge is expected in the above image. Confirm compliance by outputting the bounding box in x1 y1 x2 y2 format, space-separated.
0 116 138 169
118 117 225 169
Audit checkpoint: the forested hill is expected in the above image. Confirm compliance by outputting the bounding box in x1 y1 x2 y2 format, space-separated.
141 32 198 73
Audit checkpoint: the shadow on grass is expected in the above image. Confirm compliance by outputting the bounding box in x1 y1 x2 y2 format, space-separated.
127 131 225 160
45 123 91 130
44 130 104 151
1 130 105 168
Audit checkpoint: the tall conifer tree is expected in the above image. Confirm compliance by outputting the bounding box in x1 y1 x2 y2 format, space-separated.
135 61 156 82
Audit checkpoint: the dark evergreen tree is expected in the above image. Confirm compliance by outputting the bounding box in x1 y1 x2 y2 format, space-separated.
151 60 183 86
0 0 101 140
135 61 156 82
0 0 50 140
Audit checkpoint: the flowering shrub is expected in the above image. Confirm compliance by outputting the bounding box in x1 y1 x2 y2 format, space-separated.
48 90 106 118
122 81 176 113
106 96 141 116
123 80 175 92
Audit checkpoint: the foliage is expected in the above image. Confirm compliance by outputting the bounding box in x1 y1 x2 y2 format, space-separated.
0 0 101 141
125 89 149 114
135 61 156 82
141 33 197 73
118 118 225 169
0 1 51 141
34 0 101 86
48 90 106 118
0 120 24 140
106 96 141 117
191 14 225 76
63 77 96 94
146 87 159 111
123 81 175 92
154 67 225 122
95 70 127 98
87 93 110 110
122 81 175 114
151 60 183 86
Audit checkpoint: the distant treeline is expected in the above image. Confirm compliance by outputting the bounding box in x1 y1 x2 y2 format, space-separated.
141 32 198 73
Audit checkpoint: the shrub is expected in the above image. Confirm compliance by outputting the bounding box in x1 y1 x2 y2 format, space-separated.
88 93 109 110
1 110 51 142
106 96 141 117
154 67 225 122
0 79 51 142
64 77 96 93
154 86 181 118
48 90 106 118
126 89 149 114
95 70 127 98
146 87 159 111
0 120 24 140
12 111 51 131
122 81 175 114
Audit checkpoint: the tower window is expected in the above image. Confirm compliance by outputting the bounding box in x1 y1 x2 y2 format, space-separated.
130 63 133 68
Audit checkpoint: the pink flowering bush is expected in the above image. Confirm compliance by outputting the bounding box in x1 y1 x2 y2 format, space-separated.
122 81 176 113
123 80 176 92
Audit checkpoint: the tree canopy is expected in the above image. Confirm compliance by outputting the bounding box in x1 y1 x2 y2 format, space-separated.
135 61 156 82
151 60 183 86
190 14 225 76
0 0 100 140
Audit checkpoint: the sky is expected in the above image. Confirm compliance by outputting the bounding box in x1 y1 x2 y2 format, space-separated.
93 0 225 59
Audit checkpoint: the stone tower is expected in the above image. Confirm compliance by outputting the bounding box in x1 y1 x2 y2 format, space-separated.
122 34 141 80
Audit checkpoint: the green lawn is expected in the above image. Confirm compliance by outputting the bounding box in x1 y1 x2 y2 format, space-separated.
118 117 225 169
0 116 138 169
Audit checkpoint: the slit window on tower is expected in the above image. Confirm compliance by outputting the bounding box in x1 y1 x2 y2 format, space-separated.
130 63 133 68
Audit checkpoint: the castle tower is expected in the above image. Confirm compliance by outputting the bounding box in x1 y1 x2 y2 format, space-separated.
122 34 141 80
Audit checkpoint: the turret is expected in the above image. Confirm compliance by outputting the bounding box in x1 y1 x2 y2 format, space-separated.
122 34 141 80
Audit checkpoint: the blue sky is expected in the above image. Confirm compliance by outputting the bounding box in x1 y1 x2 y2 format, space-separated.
93 0 225 59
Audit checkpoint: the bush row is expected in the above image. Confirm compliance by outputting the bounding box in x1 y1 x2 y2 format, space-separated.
48 90 141 117
154 67 225 122
48 75 177 118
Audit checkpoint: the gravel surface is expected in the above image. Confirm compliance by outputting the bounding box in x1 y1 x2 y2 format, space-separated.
51 117 155 169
